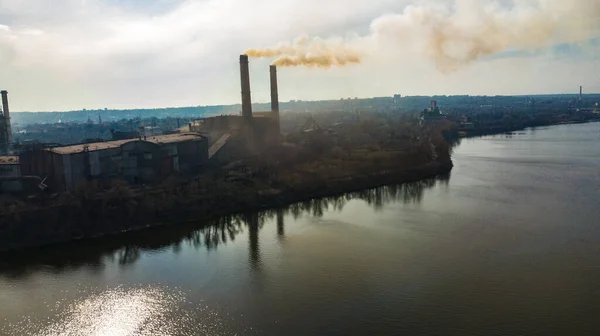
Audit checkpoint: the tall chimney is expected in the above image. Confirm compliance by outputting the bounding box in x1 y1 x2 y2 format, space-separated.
580 86 583 101
239 54 252 121
1 90 12 145
270 65 279 114
270 65 281 136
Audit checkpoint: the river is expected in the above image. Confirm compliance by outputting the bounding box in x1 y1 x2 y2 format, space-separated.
1 122 599 336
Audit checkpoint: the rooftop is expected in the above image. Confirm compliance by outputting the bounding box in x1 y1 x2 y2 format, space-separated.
49 133 206 155
0 156 19 165
253 111 277 117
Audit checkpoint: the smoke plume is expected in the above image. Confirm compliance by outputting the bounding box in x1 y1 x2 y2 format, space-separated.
246 0 600 71
244 35 363 68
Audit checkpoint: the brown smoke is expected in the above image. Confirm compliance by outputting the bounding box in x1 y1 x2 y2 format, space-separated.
273 53 361 68
246 0 600 72
244 35 363 68
373 0 600 72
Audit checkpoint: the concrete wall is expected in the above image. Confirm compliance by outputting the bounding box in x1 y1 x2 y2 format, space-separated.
121 141 161 184
89 151 101 176
0 164 21 192
97 147 121 178
69 152 89 191
63 154 74 191
62 148 124 191
58 145 135 190
19 150 63 191
160 143 179 177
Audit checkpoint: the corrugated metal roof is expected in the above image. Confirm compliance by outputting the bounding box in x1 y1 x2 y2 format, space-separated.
0 156 19 165
49 133 206 155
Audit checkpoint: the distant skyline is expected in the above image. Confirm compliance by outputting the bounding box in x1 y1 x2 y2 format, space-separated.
9 91 600 115
1 0 599 112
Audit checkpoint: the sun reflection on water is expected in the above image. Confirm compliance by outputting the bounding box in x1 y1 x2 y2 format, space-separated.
2 286 229 336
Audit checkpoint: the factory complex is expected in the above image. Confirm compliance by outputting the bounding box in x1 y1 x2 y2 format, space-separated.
0 55 282 192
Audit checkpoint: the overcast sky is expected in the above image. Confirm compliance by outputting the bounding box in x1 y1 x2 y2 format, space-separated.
0 0 599 112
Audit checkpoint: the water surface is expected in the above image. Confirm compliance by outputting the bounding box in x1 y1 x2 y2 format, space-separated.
1 123 599 335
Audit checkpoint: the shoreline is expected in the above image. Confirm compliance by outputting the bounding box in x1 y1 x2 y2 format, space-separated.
0 160 453 253
2 120 597 253
453 119 599 139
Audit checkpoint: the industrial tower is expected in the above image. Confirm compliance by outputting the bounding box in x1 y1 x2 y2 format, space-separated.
0 90 12 154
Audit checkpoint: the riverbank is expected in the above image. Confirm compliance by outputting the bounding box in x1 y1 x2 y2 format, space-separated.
1 119 457 252
6 117 593 253
452 119 600 139
0 156 453 252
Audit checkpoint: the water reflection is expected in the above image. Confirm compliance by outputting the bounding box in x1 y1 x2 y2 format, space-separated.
276 209 285 240
1 286 228 336
0 176 447 279
246 213 261 269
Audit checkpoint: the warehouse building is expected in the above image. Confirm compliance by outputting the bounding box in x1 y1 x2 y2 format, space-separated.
19 133 208 191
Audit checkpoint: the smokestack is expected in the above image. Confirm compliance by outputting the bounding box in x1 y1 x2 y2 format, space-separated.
240 54 252 121
1 90 12 145
270 65 279 114
270 65 281 135
580 86 583 101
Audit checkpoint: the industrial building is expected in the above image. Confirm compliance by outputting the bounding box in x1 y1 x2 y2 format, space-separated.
189 55 281 154
6 55 281 192
0 156 21 192
0 90 12 154
19 133 208 191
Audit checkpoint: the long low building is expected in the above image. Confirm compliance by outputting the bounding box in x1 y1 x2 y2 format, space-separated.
20 133 208 191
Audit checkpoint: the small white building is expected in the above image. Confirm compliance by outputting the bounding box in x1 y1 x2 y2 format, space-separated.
0 156 21 192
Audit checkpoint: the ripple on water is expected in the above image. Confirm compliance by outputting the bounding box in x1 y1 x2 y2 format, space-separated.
1 286 233 336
